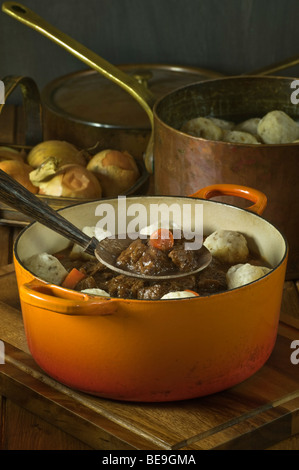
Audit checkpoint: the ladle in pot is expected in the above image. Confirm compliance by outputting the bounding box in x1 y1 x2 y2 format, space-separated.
0 169 212 280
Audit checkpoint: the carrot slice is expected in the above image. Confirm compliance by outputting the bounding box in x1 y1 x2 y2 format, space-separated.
62 268 86 289
149 228 174 251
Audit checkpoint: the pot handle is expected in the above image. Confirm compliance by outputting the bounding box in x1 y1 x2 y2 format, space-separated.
190 184 267 215
19 280 119 316
0 75 43 145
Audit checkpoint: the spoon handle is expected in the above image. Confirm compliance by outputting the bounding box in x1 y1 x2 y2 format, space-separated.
0 169 95 253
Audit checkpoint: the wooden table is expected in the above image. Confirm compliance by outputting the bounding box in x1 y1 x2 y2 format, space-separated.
0 106 298 450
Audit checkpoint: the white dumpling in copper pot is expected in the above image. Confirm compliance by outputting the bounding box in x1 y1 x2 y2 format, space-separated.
257 110 299 144
235 117 261 137
181 117 224 141
207 117 235 131
222 130 260 144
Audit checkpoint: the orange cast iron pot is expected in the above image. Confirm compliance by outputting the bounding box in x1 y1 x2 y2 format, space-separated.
13 184 288 402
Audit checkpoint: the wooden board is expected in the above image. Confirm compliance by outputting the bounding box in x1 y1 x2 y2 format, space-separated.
0 264 298 450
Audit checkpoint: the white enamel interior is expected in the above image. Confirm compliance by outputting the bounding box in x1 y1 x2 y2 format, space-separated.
15 196 287 271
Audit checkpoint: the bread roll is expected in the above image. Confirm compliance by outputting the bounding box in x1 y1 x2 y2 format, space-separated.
0 160 38 193
0 146 25 162
27 140 87 168
87 149 140 197
36 164 102 199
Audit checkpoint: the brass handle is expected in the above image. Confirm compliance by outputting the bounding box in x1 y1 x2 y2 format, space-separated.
248 54 299 76
3 2 299 173
0 75 43 145
2 2 156 119
2 2 156 171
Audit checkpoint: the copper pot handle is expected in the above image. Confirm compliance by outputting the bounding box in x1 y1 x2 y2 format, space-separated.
19 280 119 316
2 1 157 172
190 184 267 215
0 75 43 145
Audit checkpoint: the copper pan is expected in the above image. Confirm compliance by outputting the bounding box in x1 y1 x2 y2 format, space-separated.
2 2 299 278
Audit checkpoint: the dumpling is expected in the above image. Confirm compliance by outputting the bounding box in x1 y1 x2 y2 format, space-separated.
235 117 261 136
222 130 260 144
206 117 235 130
226 263 271 289
81 288 110 297
24 252 68 284
161 290 198 300
203 230 249 264
181 117 223 141
257 110 299 144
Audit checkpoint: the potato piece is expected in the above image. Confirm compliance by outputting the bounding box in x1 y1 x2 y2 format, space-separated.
257 110 299 144
203 230 249 264
222 130 260 144
226 263 271 289
235 117 261 136
181 117 223 141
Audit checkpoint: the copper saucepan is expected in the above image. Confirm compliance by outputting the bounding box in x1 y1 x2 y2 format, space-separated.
13 184 288 402
2 2 299 279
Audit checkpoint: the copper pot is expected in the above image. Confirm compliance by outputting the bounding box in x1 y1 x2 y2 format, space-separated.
13 184 288 402
41 65 223 158
153 76 299 279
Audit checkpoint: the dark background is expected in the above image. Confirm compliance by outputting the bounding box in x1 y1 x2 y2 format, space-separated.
1 0 299 104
